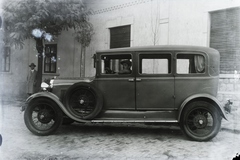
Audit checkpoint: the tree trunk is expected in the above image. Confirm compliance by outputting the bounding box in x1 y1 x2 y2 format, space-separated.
35 38 43 92
80 46 86 77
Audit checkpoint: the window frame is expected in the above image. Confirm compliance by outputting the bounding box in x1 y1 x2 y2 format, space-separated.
1 46 11 73
110 25 131 49
175 52 208 76
138 52 173 77
44 44 57 73
98 53 133 77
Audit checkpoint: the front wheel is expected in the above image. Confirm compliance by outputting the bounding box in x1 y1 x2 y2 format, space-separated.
24 98 63 136
180 101 221 141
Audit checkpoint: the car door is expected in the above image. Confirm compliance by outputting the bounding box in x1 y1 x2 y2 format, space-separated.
95 53 136 110
135 52 175 110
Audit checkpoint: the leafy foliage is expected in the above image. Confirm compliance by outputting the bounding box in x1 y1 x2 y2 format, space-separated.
2 0 94 48
75 22 94 48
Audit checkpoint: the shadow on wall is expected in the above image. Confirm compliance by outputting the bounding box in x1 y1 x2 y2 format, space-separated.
0 81 28 102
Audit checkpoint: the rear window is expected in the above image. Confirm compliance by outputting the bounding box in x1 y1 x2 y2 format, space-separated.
177 54 205 74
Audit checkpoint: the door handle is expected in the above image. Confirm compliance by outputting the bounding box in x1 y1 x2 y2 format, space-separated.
128 78 134 82
136 78 141 82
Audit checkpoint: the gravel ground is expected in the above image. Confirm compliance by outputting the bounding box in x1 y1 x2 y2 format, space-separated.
0 100 240 160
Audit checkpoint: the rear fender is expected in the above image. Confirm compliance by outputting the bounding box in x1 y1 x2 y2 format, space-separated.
26 92 89 123
178 94 227 122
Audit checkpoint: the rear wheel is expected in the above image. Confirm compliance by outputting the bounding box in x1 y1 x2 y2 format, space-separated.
24 98 63 136
180 101 221 141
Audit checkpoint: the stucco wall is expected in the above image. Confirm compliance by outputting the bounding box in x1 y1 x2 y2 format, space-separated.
56 30 82 78
2 0 240 101
0 39 36 100
218 74 240 109
0 29 83 100
85 0 240 77
84 0 240 107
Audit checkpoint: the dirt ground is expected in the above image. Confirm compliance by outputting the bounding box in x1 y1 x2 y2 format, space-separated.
0 101 240 160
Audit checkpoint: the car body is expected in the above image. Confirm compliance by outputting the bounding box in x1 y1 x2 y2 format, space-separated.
24 45 227 141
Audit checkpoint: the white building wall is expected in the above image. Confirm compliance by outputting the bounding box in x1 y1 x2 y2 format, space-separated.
56 30 82 78
85 0 240 77
0 29 82 100
2 0 240 99
168 0 240 46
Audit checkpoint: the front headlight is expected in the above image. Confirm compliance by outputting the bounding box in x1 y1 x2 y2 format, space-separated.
41 82 50 90
50 79 54 88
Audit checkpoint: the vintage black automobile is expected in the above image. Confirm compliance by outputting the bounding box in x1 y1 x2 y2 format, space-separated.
24 45 227 141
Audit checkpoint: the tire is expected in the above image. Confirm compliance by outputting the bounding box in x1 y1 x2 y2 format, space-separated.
24 98 63 136
64 83 103 120
180 101 221 141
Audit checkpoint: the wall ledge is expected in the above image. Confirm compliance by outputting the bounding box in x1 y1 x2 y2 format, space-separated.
218 91 240 95
220 74 239 79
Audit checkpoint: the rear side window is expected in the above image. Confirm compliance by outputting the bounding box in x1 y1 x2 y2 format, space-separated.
139 54 171 74
177 54 205 74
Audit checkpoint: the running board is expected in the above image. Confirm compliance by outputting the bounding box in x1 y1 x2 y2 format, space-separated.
95 110 178 120
91 119 178 123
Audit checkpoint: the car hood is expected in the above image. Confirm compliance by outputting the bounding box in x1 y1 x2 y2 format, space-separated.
52 77 94 86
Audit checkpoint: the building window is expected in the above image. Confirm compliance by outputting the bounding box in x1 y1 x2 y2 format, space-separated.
44 44 57 73
1 46 10 72
110 25 131 49
210 8 240 73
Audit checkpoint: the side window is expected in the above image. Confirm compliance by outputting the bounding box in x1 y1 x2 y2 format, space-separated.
139 54 171 74
101 54 132 75
177 54 205 74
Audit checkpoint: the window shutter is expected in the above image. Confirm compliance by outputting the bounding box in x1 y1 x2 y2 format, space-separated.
110 25 131 49
210 8 240 73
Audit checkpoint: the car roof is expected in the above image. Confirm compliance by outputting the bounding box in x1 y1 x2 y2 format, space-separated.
96 45 218 54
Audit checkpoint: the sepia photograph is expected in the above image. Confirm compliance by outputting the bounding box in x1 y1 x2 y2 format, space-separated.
0 0 240 159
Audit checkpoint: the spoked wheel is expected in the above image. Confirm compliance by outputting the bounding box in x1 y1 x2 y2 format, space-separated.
180 101 221 141
69 88 96 117
64 83 103 120
24 98 63 136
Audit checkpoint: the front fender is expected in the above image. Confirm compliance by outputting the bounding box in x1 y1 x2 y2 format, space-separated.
26 91 89 123
178 94 228 121
26 91 60 103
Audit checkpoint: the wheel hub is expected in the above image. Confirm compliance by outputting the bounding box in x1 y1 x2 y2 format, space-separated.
199 119 204 125
79 99 85 104
37 110 52 124
79 96 89 106
68 88 97 118
193 115 207 129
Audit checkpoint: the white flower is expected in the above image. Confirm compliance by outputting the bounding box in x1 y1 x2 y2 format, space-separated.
32 29 44 38
44 33 53 42
51 56 57 63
